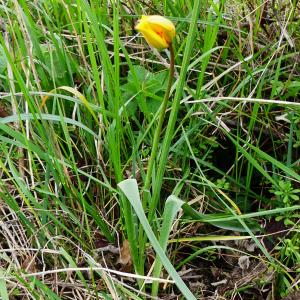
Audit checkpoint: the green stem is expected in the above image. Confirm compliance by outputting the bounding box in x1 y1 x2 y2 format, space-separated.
149 1 201 221
143 44 175 201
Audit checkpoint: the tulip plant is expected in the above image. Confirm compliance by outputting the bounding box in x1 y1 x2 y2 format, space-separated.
119 9 201 298
135 15 176 207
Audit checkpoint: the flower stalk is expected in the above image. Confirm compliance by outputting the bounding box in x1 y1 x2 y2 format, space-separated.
134 15 176 278
143 44 174 202
135 15 176 206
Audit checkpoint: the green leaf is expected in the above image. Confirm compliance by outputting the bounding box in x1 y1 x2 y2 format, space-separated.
25 276 63 300
152 195 184 297
0 113 98 139
121 65 168 115
0 45 7 73
0 270 9 300
118 179 196 300
181 203 261 232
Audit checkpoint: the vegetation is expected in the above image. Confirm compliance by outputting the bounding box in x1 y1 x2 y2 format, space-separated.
0 0 299 299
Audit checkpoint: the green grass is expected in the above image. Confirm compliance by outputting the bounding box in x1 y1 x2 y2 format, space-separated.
0 0 299 299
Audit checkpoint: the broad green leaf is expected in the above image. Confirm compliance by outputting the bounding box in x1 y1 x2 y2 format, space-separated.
152 195 184 297
118 179 196 300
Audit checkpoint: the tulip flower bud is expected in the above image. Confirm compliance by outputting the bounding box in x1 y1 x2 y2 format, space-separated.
135 15 175 50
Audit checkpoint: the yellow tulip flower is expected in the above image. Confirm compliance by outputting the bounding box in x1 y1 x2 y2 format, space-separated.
135 15 175 50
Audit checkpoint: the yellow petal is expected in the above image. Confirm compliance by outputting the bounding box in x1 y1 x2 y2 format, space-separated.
142 15 175 42
135 15 175 50
135 22 168 49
